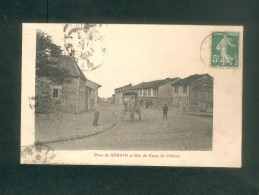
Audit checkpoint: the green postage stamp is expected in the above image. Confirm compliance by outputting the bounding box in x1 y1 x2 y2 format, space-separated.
211 32 239 68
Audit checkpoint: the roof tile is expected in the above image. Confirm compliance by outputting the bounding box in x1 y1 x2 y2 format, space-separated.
131 77 180 89
171 74 211 86
50 55 87 80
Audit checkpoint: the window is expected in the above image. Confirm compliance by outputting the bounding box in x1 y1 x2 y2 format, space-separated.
183 85 187 93
153 89 157 96
174 86 178 93
139 90 142 95
53 88 59 98
143 89 147 96
148 89 151 96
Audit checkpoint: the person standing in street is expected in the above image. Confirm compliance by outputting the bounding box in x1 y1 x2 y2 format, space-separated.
136 101 141 121
129 98 135 123
163 104 168 120
93 102 100 126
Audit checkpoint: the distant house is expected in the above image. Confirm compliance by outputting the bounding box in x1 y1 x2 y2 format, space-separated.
85 79 102 110
112 94 115 104
107 97 113 104
171 74 213 112
114 84 132 104
35 55 101 114
157 78 181 106
131 78 180 107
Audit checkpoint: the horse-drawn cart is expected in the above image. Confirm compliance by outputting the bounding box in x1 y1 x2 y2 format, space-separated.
122 89 141 121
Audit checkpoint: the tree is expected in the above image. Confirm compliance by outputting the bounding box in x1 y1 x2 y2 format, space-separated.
36 30 70 85
36 30 71 114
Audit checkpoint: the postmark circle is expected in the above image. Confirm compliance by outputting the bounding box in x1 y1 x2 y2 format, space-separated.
21 142 56 164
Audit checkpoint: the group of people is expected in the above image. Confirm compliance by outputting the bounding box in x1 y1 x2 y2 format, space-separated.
127 97 141 123
127 96 169 123
92 99 169 127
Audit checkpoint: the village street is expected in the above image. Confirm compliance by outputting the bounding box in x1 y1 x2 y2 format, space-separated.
36 104 213 151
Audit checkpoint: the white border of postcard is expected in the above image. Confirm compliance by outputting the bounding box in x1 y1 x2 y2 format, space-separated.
21 24 243 167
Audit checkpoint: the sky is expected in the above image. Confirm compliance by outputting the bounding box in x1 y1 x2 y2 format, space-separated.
37 24 210 98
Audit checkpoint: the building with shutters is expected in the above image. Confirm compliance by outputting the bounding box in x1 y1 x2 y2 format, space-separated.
130 78 180 108
171 74 213 112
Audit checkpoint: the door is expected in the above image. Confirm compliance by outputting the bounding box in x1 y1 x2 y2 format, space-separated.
84 87 89 111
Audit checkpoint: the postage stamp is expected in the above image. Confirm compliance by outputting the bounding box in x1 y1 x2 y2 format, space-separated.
210 32 239 68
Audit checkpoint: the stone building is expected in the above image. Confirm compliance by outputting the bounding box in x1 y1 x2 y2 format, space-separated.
35 55 101 114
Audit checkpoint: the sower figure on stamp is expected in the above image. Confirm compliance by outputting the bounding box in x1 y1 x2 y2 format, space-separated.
93 101 100 126
216 35 236 65
163 104 168 120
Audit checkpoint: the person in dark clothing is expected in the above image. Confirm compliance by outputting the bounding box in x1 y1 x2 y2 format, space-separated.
129 99 135 123
136 101 141 121
163 104 168 119
140 98 143 107
93 102 100 126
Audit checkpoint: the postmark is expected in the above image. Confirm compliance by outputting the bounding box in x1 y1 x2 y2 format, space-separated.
200 32 240 68
21 142 56 164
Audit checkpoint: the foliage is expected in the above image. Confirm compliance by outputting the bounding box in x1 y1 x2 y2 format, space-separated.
36 30 70 85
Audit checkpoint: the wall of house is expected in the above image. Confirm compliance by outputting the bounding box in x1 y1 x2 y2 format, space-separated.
171 77 213 112
171 85 190 110
115 92 122 104
76 78 86 113
156 97 172 107
59 77 86 114
138 88 157 98
35 77 65 113
137 88 158 108
158 84 173 98
36 77 100 114
172 85 190 97
35 77 79 114
84 87 90 111
60 78 78 113
88 88 98 110
85 81 100 110
85 81 98 89
189 78 213 112
60 77 87 114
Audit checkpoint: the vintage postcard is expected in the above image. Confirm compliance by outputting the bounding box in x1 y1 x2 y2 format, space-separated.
21 24 243 167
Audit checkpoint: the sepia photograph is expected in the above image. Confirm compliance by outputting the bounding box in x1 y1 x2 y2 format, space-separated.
21 24 242 166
